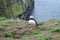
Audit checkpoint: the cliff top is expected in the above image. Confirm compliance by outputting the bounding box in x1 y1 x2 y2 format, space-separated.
0 17 60 40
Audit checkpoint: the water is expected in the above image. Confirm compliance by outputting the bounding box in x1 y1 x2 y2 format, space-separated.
30 0 60 21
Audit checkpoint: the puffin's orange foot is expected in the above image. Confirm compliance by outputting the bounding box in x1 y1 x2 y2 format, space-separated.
29 28 33 30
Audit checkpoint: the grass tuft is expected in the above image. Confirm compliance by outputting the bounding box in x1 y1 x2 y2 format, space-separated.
21 37 30 40
36 34 52 40
28 30 39 35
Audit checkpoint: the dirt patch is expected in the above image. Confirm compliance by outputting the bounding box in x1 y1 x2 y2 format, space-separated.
43 20 56 26
0 37 20 40
51 32 60 40
41 30 52 34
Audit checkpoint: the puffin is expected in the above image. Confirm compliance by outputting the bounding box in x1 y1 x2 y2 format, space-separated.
28 16 37 30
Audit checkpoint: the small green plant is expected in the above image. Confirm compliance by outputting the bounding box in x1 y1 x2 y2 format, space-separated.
21 37 30 40
4 30 19 38
37 21 43 26
50 27 60 32
0 17 6 21
28 30 39 35
4 31 15 38
36 34 52 40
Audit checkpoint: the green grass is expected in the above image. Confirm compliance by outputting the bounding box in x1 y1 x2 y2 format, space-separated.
4 30 17 38
28 30 40 35
0 17 6 21
21 37 30 40
56 20 60 23
5 19 17 24
4 31 14 37
36 34 52 40
40 25 60 32
50 27 60 32
0 19 26 25
0 19 18 26
0 26 4 31
37 21 44 26
0 19 17 26
0 18 60 40
0 21 9 26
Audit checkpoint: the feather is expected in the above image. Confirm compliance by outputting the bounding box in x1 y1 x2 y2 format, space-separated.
28 20 36 26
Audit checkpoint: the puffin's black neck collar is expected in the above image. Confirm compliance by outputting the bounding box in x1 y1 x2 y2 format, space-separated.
30 18 35 20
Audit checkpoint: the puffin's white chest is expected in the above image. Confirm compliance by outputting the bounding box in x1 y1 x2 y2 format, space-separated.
28 20 36 25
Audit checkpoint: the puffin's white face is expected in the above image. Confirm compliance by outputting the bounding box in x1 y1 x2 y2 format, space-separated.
30 16 34 19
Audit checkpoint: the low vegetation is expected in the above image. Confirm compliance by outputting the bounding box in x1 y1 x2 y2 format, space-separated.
36 34 52 40
0 26 4 31
0 17 6 21
40 26 60 32
28 29 40 35
0 17 60 40
37 21 44 26
21 37 30 40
